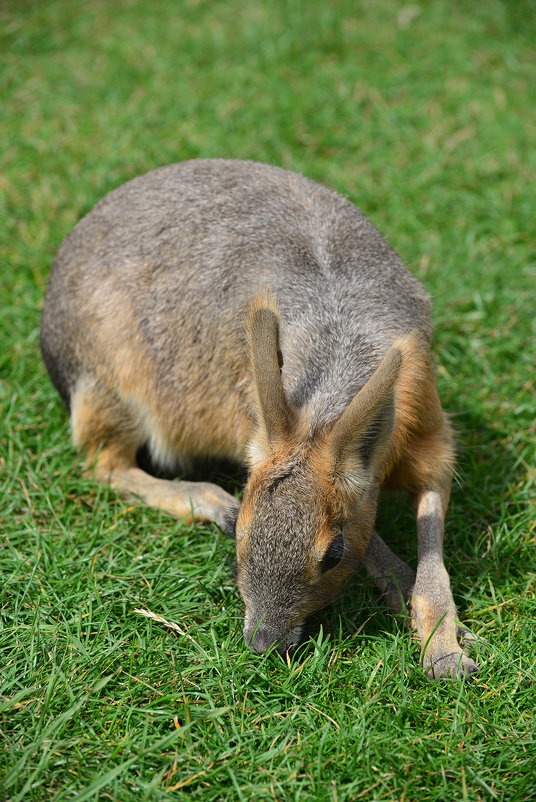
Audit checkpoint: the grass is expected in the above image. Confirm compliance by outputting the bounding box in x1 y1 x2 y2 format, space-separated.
1 0 535 799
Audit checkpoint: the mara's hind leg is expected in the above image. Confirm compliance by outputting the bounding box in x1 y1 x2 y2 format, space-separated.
103 464 239 532
71 378 239 532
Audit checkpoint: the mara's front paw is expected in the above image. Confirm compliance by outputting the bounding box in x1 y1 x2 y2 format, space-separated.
425 650 478 680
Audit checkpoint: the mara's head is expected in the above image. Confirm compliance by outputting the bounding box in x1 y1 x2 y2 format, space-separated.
235 298 403 656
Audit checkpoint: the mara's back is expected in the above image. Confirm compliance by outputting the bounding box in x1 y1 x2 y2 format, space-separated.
40 159 432 465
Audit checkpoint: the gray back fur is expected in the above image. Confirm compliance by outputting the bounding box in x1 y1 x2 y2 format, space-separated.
41 159 432 448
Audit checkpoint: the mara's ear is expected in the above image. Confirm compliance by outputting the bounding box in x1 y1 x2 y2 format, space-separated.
246 297 292 447
328 345 402 492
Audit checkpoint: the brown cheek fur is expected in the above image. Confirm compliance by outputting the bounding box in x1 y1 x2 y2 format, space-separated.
302 446 371 602
307 445 344 556
311 487 378 606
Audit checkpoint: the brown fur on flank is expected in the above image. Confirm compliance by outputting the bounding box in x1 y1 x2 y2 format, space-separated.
40 158 477 679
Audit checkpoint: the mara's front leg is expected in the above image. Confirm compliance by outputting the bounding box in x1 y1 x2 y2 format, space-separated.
411 472 478 679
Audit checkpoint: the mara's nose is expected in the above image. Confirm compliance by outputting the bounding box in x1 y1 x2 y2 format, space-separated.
246 626 285 655
244 623 300 656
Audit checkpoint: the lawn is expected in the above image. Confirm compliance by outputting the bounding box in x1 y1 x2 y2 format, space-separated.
1 0 535 799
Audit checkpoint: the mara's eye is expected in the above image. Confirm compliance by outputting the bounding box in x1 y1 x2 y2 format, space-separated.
320 532 345 574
